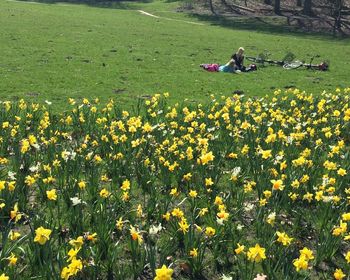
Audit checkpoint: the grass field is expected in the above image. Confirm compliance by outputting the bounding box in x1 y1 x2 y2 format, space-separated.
2 1 350 279
0 0 350 110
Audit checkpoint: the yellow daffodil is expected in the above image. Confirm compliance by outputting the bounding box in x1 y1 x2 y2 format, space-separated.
178 218 189 234
34 226 52 245
235 243 245 255
69 236 84 249
10 203 22 222
334 268 346 280
293 255 308 272
154 265 173 280
271 179 284 191
0 273 9 280
99 188 110 198
345 251 350 263
78 181 86 189
247 244 266 263
189 248 198 257
205 227 216 237
9 230 21 241
46 189 57 201
189 190 198 198
276 231 293 246
121 179 131 191
299 247 314 261
7 252 17 266
130 226 143 244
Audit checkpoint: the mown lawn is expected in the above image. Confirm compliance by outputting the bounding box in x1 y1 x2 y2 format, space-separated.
0 0 349 110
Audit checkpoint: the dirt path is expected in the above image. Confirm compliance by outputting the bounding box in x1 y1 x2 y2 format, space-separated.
138 10 160 18
138 10 205 26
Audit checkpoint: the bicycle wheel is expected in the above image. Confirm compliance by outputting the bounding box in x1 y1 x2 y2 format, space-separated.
246 56 258 63
283 61 303 69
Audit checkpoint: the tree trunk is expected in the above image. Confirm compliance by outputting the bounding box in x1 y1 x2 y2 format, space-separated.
303 0 312 15
274 0 281 14
264 0 272 5
297 0 302 7
208 0 216 15
333 0 343 34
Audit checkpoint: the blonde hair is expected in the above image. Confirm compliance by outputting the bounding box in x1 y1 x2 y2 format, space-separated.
238 47 245 53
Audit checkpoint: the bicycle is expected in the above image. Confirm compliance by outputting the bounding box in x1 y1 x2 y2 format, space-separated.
283 59 329 71
246 56 285 66
246 55 329 71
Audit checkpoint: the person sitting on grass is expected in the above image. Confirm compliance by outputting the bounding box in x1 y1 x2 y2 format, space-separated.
231 46 245 71
218 47 245 73
200 47 256 73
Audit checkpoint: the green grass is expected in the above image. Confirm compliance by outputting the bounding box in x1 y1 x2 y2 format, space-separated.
0 0 350 110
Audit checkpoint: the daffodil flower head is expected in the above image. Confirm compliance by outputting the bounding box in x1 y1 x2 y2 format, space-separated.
154 265 173 280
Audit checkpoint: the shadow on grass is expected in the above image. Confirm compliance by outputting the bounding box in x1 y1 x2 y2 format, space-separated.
16 0 152 9
15 0 350 39
188 12 349 40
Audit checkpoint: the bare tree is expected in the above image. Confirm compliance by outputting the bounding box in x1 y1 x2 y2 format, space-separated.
274 0 281 14
208 0 216 14
333 0 343 33
303 0 312 15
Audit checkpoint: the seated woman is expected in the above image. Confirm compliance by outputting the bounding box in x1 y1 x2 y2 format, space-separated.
201 47 254 73
231 47 245 71
218 47 245 73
